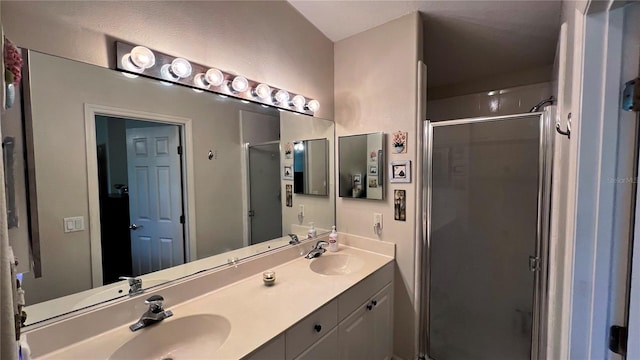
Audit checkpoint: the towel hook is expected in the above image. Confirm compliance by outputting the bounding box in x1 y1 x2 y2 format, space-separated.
556 112 571 139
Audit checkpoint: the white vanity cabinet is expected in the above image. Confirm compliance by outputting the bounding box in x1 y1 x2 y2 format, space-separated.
245 261 394 360
339 283 393 360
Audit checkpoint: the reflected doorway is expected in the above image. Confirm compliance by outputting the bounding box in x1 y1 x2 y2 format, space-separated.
95 116 186 283
247 141 282 244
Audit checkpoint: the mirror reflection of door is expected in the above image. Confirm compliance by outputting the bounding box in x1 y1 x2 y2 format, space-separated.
95 116 185 282
248 142 282 244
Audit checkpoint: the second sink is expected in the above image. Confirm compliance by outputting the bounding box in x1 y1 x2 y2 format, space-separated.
309 253 364 276
109 314 231 359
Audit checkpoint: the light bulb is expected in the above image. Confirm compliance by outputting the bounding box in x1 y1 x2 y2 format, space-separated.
205 68 224 87
171 58 192 78
129 46 155 69
161 64 179 81
306 99 320 112
273 89 290 105
231 76 249 93
253 83 271 99
194 73 208 88
291 95 306 110
121 54 143 73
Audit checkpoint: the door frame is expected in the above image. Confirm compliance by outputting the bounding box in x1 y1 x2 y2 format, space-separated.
419 112 553 359
83 104 197 287
564 2 634 359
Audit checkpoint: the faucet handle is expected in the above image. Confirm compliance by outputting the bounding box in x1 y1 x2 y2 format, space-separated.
119 276 141 286
145 295 165 311
315 240 329 249
288 233 300 245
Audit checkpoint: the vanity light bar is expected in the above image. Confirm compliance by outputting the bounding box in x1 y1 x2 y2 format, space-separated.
115 42 319 115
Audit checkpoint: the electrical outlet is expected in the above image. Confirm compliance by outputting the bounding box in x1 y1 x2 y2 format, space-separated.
374 213 383 230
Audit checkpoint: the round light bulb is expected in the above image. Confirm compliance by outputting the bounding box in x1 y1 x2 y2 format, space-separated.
205 68 224 87
231 76 249 93
171 58 192 78
121 54 143 74
129 46 155 69
291 95 306 110
254 83 271 99
274 89 290 104
307 99 320 112
161 64 179 81
194 73 209 88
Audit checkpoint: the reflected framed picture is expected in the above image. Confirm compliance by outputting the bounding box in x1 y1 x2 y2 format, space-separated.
389 160 411 183
286 184 293 207
369 165 378 175
283 164 293 180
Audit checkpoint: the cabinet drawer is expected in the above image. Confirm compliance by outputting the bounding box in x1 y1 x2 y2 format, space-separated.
286 298 338 359
338 261 393 321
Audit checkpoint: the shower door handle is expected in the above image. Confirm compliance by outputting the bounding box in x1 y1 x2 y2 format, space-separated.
529 256 540 272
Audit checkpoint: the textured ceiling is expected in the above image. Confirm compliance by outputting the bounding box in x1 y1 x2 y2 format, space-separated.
288 0 562 88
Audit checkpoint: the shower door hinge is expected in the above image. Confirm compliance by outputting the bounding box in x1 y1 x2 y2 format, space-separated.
528 256 540 272
609 325 627 355
622 78 639 112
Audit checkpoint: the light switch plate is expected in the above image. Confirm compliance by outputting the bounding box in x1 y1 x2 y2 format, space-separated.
374 213 383 230
64 216 85 233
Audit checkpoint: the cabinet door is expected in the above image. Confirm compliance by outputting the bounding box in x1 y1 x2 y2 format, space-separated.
371 283 393 360
339 303 372 360
295 326 338 360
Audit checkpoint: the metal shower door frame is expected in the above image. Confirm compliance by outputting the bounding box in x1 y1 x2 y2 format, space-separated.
419 111 554 360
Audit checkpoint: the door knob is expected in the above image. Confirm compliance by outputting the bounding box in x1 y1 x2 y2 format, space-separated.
129 223 143 230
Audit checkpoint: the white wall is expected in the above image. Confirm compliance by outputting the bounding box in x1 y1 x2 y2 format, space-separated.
427 82 553 121
335 13 422 359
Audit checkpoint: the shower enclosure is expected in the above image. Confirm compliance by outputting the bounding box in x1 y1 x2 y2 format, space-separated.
420 112 553 360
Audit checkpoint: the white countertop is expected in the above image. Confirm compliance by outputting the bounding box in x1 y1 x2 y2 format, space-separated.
36 242 394 359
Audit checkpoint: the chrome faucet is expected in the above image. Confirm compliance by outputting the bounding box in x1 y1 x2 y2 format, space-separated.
305 240 329 259
119 276 143 295
129 295 173 332
288 233 300 245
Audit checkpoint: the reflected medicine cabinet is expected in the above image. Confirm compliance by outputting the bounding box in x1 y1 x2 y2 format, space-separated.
338 133 384 200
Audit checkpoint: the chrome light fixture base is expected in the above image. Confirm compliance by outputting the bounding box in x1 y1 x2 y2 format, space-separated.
115 41 319 116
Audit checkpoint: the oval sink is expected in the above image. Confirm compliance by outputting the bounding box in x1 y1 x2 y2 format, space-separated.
309 254 364 275
110 314 231 359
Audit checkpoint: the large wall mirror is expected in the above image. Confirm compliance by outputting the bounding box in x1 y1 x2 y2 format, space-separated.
338 133 384 200
3 49 335 326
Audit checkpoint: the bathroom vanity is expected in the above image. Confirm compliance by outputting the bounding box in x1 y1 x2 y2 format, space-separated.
26 235 394 359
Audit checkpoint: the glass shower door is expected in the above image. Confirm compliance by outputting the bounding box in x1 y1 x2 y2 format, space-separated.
425 114 549 360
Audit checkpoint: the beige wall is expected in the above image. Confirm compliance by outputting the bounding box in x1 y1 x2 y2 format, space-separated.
335 13 422 359
1 1 334 120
